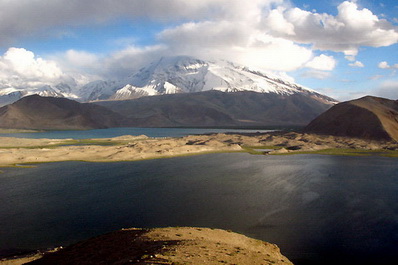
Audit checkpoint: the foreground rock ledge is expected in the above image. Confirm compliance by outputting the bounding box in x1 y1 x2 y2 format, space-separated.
18 227 292 265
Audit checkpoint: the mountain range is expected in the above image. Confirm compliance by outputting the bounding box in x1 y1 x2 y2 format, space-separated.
0 94 397 143
0 56 339 129
0 90 334 129
77 56 337 104
0 56 336 106
95 90 333 127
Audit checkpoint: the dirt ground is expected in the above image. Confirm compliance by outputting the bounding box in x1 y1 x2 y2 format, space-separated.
0 132 397 167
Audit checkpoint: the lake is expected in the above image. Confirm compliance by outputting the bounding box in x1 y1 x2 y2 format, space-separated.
0 153 397 265
0 127 275 139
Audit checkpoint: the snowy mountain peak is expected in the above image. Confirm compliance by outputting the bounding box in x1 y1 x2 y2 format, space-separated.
0 56 337 106
0 83 79 107
125 56 209 94
79 55 337 104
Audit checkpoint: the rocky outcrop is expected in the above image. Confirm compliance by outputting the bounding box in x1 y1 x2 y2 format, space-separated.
26 227 293 265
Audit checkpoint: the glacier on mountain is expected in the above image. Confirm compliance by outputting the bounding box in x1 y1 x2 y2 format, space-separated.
0 56 337 106
79 56 336 104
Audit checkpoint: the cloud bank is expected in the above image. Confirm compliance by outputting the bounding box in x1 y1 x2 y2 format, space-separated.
0 0 397 95
0 0 280 45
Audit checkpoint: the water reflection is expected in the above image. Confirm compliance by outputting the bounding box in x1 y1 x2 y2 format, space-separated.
0 153 397 264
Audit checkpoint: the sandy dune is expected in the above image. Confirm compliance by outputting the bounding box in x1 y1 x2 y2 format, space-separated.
0 132 397 167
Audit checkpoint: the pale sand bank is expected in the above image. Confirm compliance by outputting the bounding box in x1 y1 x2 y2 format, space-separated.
0 132 397 167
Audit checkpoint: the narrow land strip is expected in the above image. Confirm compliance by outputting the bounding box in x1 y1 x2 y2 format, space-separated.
1 132 397 167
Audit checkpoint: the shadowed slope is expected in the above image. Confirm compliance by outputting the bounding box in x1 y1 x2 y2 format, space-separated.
304 96 398 141
96 90 333 127
0 95 124 130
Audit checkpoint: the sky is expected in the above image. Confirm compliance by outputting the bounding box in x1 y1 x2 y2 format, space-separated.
0 0 397 101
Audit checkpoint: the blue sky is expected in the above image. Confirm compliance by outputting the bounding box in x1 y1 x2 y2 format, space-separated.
0 0 397 101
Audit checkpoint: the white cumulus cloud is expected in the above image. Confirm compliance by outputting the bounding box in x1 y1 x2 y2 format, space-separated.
0 47 81 91
305 54 336 71
378 61 398 69
157 20 313 72
265 1 398 57
2 48 62 80
349 61 364 68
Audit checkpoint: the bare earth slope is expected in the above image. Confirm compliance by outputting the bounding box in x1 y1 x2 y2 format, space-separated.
96 90 333 127
25 227 292 265
0 95 124 130
304 96 398 141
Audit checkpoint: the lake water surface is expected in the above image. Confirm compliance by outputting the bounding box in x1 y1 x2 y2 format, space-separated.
1 153 397 264
0 127 274 139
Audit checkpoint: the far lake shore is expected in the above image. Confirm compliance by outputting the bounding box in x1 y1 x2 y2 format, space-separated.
1 131 397 167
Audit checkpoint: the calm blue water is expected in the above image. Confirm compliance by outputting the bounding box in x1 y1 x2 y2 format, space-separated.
0 127 274 139
0 153 397 265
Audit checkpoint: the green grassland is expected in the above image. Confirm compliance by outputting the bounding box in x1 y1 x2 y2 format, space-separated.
243 146 398 157
0 139 130 149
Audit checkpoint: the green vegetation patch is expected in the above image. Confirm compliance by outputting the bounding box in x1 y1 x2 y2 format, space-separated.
58 139 128 146
0 145 61 149
241 145 398 157
380 150 398 157
0 164 38 169
0 139 130 149
274 148 398 157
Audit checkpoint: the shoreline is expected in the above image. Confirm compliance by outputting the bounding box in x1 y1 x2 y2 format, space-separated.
0 132 397 168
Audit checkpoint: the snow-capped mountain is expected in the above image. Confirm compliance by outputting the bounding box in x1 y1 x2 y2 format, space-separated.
79 56 337 104
0 90 24 107
0 56 337 107
0 83 78 107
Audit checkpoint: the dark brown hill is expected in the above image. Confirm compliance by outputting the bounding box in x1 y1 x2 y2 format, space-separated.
96 90 334 127
304 96 398 141
0 95 124 130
